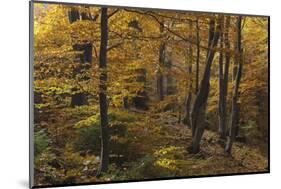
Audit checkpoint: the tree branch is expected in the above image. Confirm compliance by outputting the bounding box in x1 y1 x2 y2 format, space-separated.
108 9 119 19
107 42 123 51
124 9 214 51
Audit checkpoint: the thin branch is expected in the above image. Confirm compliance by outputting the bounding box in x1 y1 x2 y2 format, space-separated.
108 9 119 19
93 45 99 59
109 30 163 41
124 9 212 51
144 10 210 25
107 42 123 51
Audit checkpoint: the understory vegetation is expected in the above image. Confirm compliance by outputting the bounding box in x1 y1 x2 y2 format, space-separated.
34 106 267 185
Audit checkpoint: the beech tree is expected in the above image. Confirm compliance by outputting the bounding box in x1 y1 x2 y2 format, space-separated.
189 17 222 153
97 7 109 174
183 21 193 126
156 23 165 101
218 16 231 139
225 16 243 154
195 18 200 93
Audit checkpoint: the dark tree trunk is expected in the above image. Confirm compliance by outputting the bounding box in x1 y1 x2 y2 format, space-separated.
122 96 129 109
132 68 149 110
128 23 149 110
183 21 193 126
218 17 225 138
189 17 222 154
218 16 231 139
225 16 243 154
157 43 165 100
68 7 93 106
156 72 164 100
157 23 165 101
183 91 192 126
97 8 109 174
195 18 200 94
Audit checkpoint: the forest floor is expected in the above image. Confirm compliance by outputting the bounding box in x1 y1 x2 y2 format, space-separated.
92 107 268 182
126 109 269 177
35 106 268 186
150 119 268 176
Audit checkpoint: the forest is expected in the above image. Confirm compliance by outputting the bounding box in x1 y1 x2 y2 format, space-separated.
32 2 269 187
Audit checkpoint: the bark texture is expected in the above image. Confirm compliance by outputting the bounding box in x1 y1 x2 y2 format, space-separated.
132 68 149 110
189 17 222 153
195 18 200 94
218 16 231 140
97 8 109 174
183 21 193 126
225 16 243 154
156 23 172 101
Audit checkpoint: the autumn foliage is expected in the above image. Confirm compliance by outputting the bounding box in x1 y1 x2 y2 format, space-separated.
32 3 269 187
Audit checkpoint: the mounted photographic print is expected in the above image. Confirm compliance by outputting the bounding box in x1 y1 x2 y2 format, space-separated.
29 0 269 188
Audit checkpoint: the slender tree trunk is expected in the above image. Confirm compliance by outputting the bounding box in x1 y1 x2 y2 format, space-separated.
68 7 93 106
195 18 200 94
97 8 109 174
157 23 165 101
218 16 231 139
183 21 193 126
129 24 149 110
189 17 222 153
157 45 165 100
133 68 149 110
218 16 226 139
122 96 129 109
225 16 243 154
156 72 164 100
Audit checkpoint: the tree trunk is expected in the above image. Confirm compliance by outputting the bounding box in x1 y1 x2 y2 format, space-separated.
132 68 149 110
218 19 225 138
189 17 222 153
129 23 149 110
225 16 243 154
218 16 231 139
183 21 193 126
68 7 93 106
195 18 200 94
222 16 230 138
183 89 192 126
157 23 165 101
157 43 165 100
122 96 129 109
97 8 109 174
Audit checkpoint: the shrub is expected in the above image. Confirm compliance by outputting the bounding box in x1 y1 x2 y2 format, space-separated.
34 129 49 157
239 120 263 143
73 109 137 162
106 146 189 180
73 125 101 154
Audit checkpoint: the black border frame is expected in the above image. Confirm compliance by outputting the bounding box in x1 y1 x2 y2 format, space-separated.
29 1 270 188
